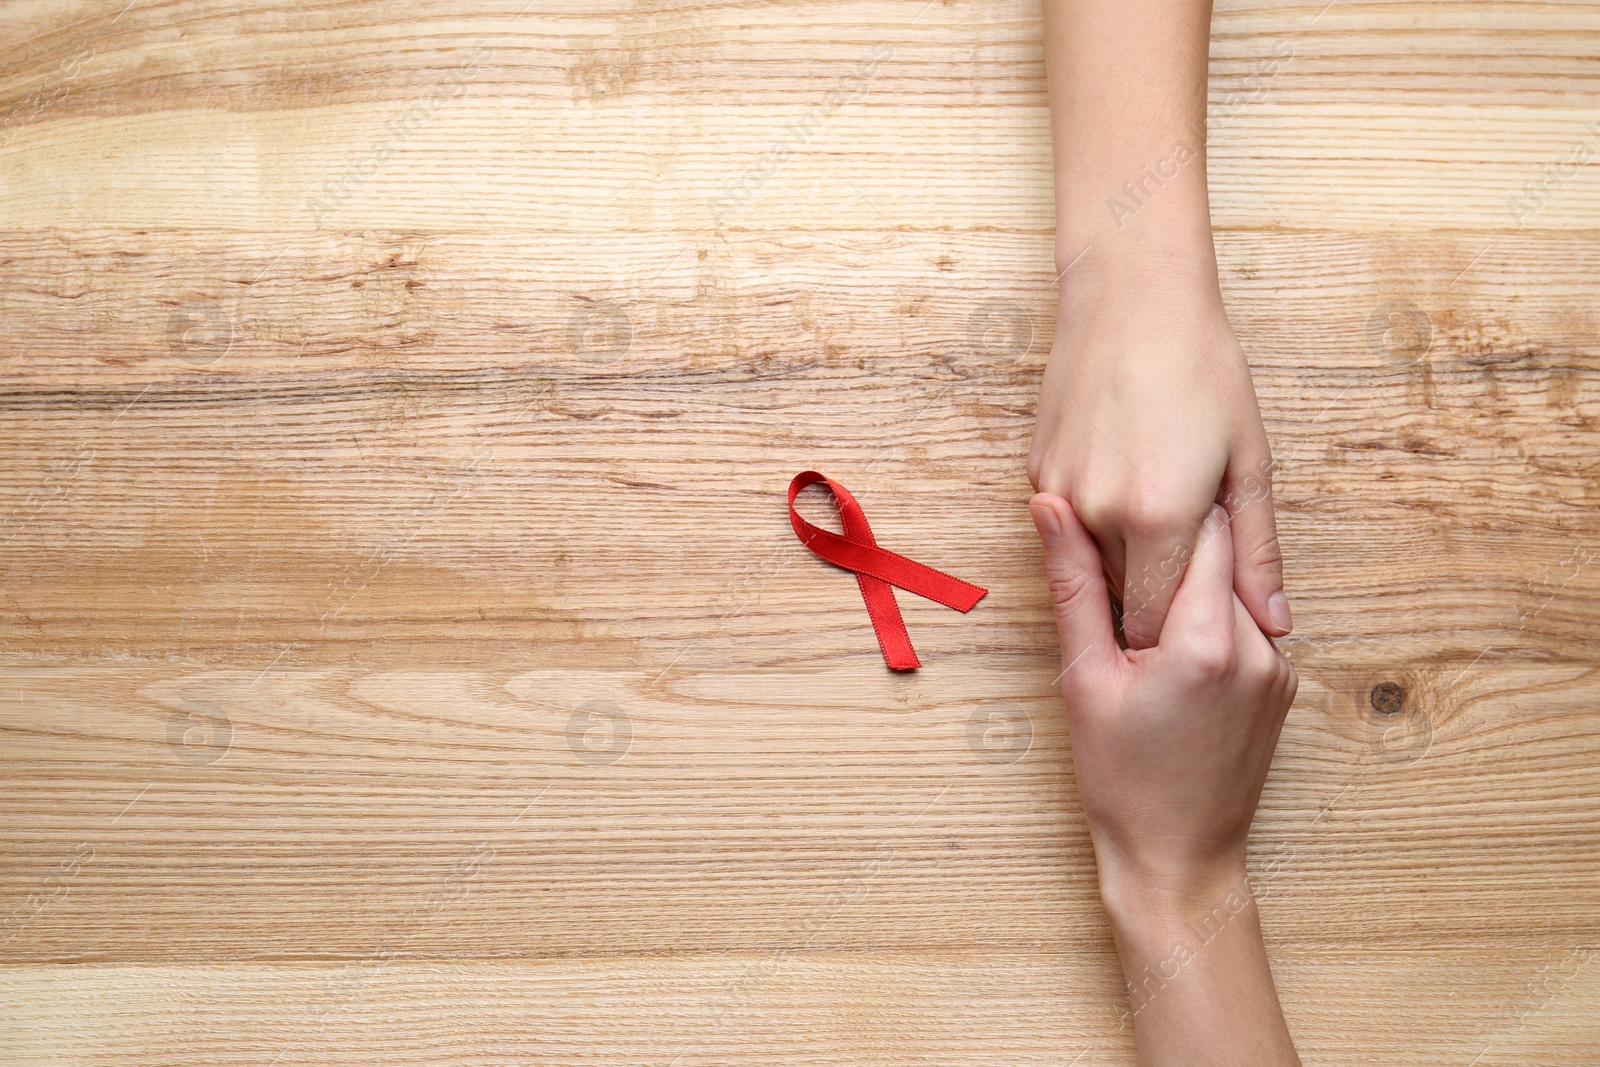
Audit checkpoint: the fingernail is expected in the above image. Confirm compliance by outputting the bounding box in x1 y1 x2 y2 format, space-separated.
1030 503 1062 546
1268 590 1293 633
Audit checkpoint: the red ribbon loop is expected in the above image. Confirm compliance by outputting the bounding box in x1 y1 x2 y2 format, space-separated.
788 470 988 671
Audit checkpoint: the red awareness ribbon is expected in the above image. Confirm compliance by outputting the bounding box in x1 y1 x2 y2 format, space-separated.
788 471 988 671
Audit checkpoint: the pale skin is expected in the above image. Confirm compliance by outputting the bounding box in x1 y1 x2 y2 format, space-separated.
1031 494 1300 1065
1031 0 1291 651
1031 3 1298 1054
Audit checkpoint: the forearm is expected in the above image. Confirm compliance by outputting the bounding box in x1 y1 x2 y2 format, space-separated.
1098 856 1300 1066
1041 0 1218 283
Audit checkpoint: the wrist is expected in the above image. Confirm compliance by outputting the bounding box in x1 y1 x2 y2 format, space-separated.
1053 195 1222 328
1054 134 1215 278
1055 214 1218 290
1099 858 1292 1058
1049 234 1232 364
1094 850 1253 943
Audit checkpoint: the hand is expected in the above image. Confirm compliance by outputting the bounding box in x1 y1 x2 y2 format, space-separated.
1030 491 1300 1064
1027 253 1291 650
1030 491 1295 895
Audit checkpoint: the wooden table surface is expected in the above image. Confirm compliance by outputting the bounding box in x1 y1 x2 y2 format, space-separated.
2 1 1597 1063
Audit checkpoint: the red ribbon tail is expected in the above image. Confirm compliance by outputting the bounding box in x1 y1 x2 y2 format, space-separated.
856 571 921 670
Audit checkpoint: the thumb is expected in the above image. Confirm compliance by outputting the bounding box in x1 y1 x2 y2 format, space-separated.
1030 493 1119 683
1162 503 1237 641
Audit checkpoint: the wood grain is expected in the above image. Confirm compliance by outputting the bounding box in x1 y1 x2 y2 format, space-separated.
2 1 1598 1064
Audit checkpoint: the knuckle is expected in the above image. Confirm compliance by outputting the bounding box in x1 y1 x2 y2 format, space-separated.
1046 570 1095 614
1246 642 1282 686
1071 485 1117 531
1183 633 1237 680
1247 536 1285 572
1122 493 1175 534
1134 513 1201 559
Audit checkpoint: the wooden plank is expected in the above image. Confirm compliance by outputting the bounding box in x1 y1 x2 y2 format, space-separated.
1 1 1599 232
0 952 1597 1066
0 229 1596 667
1 662 1597 961
7 102 1600 231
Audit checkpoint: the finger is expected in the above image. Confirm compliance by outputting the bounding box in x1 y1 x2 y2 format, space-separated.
1227 583 1298 704
1095 531 1128 610
1029 493 1121 682
1060 492 1127 603
1118 520 1201 650
1161 504 1237 642
1221 447 1291 637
